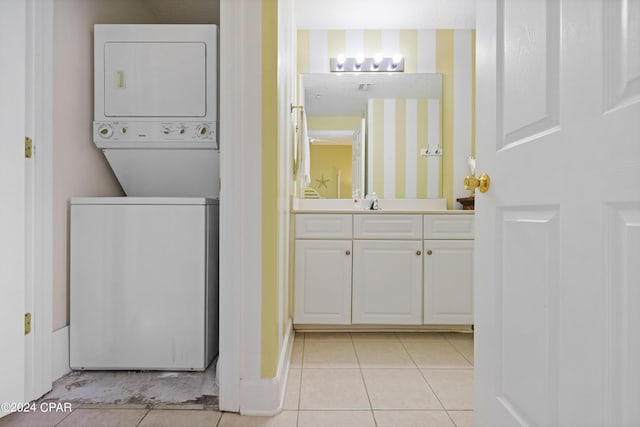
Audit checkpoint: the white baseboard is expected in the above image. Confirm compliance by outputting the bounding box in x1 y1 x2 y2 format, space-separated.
52 326 70 381
239 320 294 416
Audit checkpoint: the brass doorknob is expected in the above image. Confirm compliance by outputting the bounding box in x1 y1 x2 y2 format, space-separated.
464 173 490 193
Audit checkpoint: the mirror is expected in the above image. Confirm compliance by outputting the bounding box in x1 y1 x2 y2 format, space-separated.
301 73 443 199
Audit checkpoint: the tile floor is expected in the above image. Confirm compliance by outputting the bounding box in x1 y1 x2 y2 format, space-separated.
0 331 473 427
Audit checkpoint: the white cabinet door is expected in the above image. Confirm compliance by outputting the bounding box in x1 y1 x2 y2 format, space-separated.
424 240 473 325
352 240 423 324
294 240 352 324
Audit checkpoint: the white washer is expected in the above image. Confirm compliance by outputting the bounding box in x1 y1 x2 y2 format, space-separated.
70 197 218 371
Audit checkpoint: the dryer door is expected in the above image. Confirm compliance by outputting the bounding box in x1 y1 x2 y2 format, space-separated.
104 42 207 118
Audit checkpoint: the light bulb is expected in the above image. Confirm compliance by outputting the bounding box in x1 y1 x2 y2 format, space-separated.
373 53 383 67
336 54 346 67
355 53 365 67
392 53 403 66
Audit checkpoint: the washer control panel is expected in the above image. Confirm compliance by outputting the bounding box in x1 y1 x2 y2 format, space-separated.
94 121 216 143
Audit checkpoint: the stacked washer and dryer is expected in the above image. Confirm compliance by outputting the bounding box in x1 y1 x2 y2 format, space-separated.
70 25 219 371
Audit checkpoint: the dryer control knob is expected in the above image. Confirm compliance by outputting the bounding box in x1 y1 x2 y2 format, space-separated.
196 124 210 138
162 127 171 135
98 124 113 139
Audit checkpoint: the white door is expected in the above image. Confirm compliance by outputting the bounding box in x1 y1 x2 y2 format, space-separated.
475 0 640 426
0 0 27 417
294 240 353 324
352 240 423 324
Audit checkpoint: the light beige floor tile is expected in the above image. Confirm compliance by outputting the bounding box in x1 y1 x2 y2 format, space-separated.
302 340 358 368
297 410 376 427
303 332 352 342
403 341 472 368
350 332 399 341
299 369 370 410
361 369 442 410
0 407 74 427
448 410 474 427
77 404 148 410
290 335 304 368
353 340 416 368
218 410 297 427
138 409 222 427
396 332 448 343
283 369 301 410
421 369 474 410
374 410 456 427
443 333 474 365
56 408 148 427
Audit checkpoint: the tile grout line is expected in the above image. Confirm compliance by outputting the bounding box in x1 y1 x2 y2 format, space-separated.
398 332 455 417
52 405 79 427
134 408 152 427
349 332 379 427
442 332 474 366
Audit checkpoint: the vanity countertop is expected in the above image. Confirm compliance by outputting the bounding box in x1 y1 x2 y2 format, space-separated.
292 198 474 214
293 208 474 214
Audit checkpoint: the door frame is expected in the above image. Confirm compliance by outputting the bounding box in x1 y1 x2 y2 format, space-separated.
0 0 27 414
24 0 55 401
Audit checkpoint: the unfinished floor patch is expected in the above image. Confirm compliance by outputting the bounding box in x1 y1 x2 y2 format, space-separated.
41 360 218 407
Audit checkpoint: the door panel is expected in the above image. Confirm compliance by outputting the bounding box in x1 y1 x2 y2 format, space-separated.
606 204 640 426
501 0 560 145
603 0 640 110
497 208 559 426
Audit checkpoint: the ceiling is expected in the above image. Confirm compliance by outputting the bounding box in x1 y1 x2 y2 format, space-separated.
294 0 476 30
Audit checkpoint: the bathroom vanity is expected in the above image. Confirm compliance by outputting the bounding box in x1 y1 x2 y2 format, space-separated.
293 203 474 327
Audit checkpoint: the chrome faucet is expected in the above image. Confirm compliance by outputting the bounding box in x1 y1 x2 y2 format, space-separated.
367 192 380 210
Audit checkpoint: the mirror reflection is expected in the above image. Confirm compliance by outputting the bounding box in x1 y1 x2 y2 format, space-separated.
301 73 443 199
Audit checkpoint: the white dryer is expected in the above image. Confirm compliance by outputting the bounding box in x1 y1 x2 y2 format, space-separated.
93 24 219 198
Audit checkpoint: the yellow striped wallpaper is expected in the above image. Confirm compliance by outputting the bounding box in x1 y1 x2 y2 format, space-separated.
367 98 442 198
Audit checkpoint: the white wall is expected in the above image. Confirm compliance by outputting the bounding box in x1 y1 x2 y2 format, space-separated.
52 0 219 330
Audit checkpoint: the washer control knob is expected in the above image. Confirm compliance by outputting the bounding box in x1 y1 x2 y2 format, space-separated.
177 126 186 135
120 127 127 135
98 124 113 138
162 127 171 135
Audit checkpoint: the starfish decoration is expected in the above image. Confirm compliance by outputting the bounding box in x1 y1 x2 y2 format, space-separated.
315 174 330 189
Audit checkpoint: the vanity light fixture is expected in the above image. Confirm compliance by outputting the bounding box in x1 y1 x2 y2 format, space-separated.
329 53 404 72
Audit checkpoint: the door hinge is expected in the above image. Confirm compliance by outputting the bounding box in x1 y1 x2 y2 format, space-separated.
25 137 33 158
25 312 32 335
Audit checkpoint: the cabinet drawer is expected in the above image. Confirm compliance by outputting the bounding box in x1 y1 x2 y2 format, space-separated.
295 214 352 239
424 215 474 239
354 215 422 239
